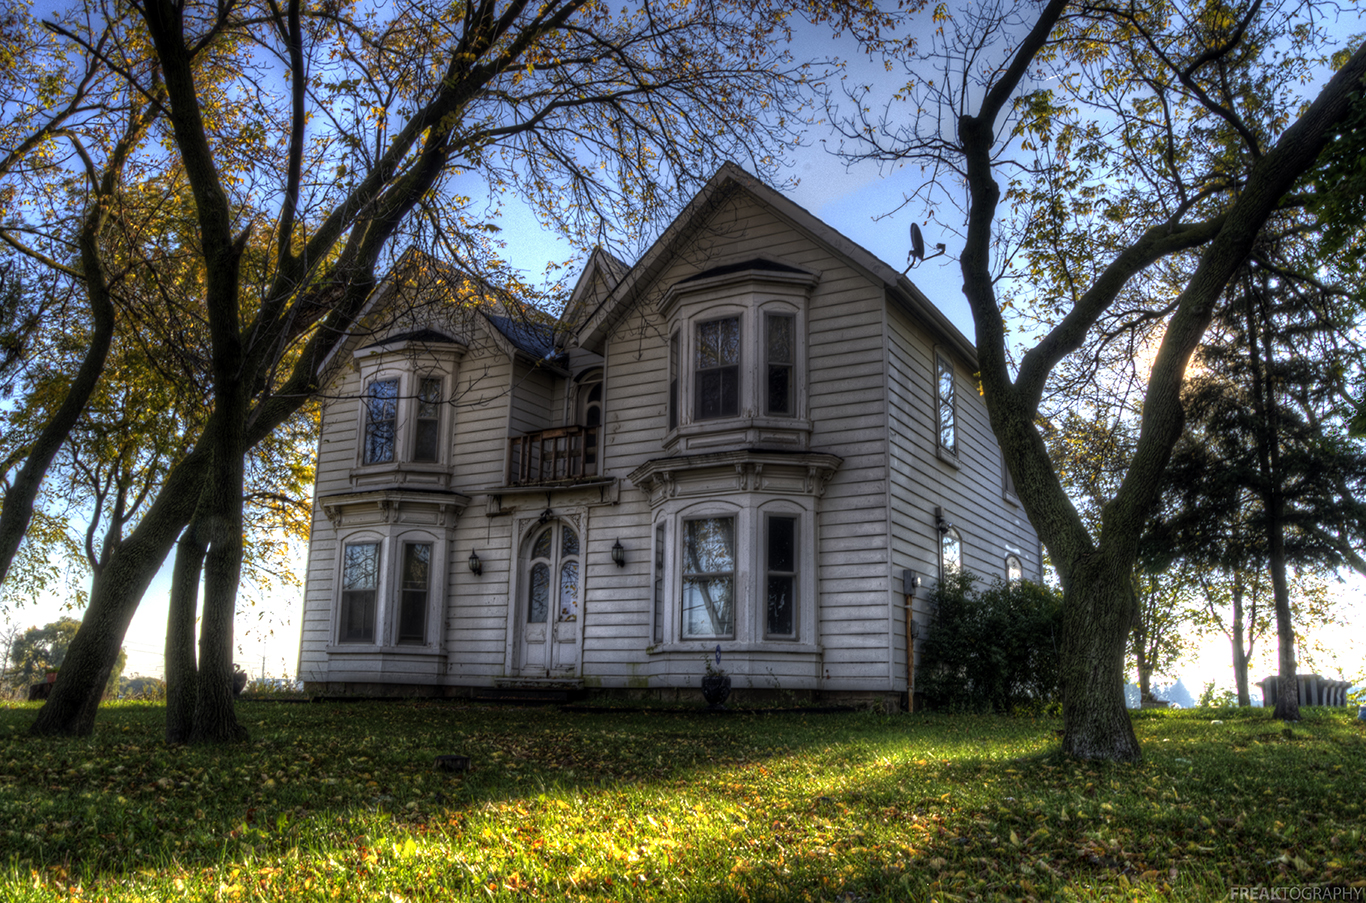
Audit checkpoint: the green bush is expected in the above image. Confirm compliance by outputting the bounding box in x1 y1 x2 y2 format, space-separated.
917 572 1064 714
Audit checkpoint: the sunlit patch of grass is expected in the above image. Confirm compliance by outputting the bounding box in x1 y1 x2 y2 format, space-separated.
0 700 1362 901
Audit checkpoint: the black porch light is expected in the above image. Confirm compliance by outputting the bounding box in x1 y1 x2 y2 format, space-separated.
468 550 483 576
611 539 625 568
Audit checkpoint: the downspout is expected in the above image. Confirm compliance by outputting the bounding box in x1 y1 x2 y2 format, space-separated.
905 594 916 711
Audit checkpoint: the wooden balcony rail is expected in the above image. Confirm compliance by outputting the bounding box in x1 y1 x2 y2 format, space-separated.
507 425 600 486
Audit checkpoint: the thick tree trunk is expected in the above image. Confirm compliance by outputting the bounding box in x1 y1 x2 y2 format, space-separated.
1060 556 1142 762
29 448 207 736
187 443 248 744
1269 549 1299 721
1133 624 1153 702
165 521 207 743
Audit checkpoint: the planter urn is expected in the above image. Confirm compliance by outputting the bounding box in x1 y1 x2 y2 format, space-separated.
701 675 731 710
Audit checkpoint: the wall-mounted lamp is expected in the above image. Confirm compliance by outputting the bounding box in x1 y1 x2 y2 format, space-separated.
934 506 952 535
468 550 483 576
902 569 922 596
538 507 553 526
611 539 625 568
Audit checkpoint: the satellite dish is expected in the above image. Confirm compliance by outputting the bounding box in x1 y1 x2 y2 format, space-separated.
910 222 926 261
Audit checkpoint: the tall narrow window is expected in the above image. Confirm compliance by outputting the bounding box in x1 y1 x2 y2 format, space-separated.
765 313 795 416
582 380 603 473
652 523 666 644
681 517 735 638
1005 554 1022 584
694 317 740 420
940 527 962 580
412 378 442 463
1003 456 1017 498
668 331 679 431
363 379 399 464
765 516 798 637
340 542 380 642
936 355 956 454
397 542 431 643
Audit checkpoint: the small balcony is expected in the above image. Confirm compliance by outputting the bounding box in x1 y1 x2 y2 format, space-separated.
507 425 600 486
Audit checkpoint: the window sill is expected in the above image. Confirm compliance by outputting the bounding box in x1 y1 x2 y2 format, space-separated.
646 641 821 657
326 644 444 657
1003 489 1020 508
350 461 453 490
936 445 960 469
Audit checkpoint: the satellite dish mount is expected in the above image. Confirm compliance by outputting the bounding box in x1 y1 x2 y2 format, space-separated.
903 222 947 273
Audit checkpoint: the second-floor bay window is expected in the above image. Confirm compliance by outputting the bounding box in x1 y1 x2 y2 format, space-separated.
660 259 818 452
350 331 464 486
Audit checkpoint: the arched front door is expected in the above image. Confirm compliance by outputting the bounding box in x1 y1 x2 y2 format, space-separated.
518 522 581 676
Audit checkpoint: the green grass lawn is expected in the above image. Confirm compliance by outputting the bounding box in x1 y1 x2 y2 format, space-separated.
0 700 1362 901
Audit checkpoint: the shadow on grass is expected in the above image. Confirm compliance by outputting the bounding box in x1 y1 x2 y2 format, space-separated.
1 701 1361 900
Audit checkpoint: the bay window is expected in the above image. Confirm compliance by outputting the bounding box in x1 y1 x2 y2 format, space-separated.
397 542 432 644
659 259 817 453
764 515 797 637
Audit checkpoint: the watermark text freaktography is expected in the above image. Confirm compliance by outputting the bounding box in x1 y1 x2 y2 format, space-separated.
1230 888 1363 901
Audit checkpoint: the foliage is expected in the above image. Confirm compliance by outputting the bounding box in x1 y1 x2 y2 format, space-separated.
834 0 1366 759
0 702 1362 901
1198 682 1239 708
3 618 124 698
918 573 1064 715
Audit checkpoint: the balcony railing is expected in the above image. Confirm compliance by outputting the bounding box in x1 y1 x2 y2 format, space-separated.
507 425 600 486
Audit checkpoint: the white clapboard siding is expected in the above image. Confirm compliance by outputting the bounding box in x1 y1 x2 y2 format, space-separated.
883 294 1041 678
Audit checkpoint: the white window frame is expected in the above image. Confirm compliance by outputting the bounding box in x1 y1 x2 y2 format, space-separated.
658 264 816 451
1005 553 1023 584
332 525 448 651
648 496 816 650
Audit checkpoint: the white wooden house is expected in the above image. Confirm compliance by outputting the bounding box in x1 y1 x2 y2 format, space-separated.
297 163 1041 706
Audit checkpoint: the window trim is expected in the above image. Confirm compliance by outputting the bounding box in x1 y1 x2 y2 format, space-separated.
693 315 742 421
657 264 817 451
1005 553 1023 584
339 538 382 644
644 494 817 652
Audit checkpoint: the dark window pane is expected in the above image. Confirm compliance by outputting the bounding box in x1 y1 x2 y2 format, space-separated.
363 379 398 464
669 332 679 431
561 526 579 557
653 524 665 645
531 527 552 561
694 318 740 420
767 575 794 636
413 378 441 462
340 542 379 642
766 314 793 364
768 517 795 571
529 563 550 623
767 365 791 415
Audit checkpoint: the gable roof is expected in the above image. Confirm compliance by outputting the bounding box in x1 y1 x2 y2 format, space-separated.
483 312 559 360
575 162 977 366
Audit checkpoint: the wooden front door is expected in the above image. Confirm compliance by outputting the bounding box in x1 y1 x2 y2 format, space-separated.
518 522 582 676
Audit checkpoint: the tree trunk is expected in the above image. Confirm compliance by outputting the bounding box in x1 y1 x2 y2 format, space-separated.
1060 555 1142 762
1133 622 1152 702
29 448 207 736
1230 579 1250 707
187 447 248 745
165 520 207 744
